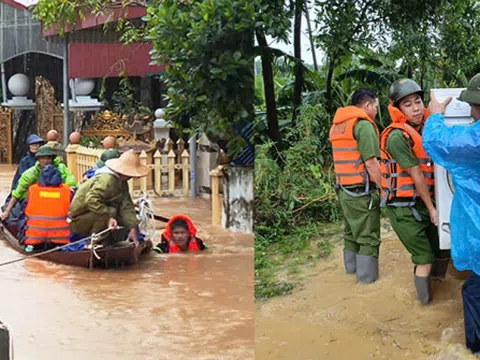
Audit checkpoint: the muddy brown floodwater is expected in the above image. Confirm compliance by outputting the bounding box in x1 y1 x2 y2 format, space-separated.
0 166 254 360
256 223 477 360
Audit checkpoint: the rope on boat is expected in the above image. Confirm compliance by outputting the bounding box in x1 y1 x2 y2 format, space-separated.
137 192 156 240
0 226 121 268
89 233 102 261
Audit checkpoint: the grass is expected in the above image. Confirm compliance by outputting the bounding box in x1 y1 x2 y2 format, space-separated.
255 221 343 301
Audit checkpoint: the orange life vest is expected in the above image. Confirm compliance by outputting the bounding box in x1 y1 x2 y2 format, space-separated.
162 214 202 253
380 104 434 203
329 106 379 189
24 184 71 246
166 237 202 253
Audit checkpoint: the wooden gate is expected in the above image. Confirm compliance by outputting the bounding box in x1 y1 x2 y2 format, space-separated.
0 107 13 164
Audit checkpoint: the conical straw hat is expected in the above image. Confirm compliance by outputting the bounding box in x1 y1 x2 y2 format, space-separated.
105 149 149 178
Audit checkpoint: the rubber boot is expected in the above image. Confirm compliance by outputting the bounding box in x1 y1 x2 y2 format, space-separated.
356 254 379 283
414 266 432 305
431 258 450 280
343 249 357 274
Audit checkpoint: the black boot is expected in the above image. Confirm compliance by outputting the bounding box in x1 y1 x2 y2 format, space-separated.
431 258 450 280
414 266 432 305
356 254 379 283
343 249 356 274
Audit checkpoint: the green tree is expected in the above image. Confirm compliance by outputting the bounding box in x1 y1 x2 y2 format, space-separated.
33 0 133 36
255 0 293 145
143 0 255 149
34 0 256 156
314 0 383 113
291 0 305 128
436 0 480 85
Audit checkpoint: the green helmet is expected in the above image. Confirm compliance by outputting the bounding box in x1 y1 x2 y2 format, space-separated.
388 78 424 105
96 149 121 168
458 73 480 105
35 145 56 158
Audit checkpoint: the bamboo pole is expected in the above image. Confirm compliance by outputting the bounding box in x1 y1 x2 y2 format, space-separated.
140 150 148 193
154 150 161 195
65 144 79 181
128 178 133 197
210 166 224 226
168 150 175 194
177 138 185 162
181 149 189 197
165 138 174 153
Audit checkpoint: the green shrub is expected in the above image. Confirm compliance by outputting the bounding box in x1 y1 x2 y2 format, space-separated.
254 104 340 300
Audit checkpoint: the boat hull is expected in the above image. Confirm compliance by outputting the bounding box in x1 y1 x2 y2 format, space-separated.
0 222 152 269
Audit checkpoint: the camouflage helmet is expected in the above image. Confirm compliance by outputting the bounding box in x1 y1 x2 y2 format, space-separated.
35 145 56 158
388 78 424 105
458 73 480 105
96 149 121 168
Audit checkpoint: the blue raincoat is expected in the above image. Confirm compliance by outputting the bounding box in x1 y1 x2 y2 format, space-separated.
1 134 44 222
10 134 45 192
84 166 98 180
422 112 480 275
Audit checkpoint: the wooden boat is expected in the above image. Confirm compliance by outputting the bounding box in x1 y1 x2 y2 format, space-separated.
0 222 152 269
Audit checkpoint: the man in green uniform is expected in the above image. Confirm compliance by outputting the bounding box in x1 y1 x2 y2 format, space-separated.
330 88 383 283
381 79 450 305
68 150 149 247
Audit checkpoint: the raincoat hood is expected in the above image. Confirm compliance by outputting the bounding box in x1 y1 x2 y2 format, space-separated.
162 214 198 241
332 106 373 124
387 103 429 124
38 164 62 187
27 134 44 146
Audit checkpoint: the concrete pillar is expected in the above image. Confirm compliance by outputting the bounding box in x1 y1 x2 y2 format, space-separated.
221 166 254 233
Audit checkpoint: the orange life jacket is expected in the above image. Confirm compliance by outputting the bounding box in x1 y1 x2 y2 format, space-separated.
166 237 202 253
380 104 434 204
329 106 379 192
24 184 71 246
162 214 201 253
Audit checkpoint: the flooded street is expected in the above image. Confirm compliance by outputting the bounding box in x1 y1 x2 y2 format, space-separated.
256 223 474 360
0 166 254 360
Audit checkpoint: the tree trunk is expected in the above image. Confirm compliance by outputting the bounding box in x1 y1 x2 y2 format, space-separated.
292 0 304 128
255 29 280 145
304 0 318 71
420 67 425 89
326 55 336 114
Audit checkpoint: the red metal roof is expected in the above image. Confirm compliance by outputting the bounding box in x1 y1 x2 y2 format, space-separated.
68 42 164 78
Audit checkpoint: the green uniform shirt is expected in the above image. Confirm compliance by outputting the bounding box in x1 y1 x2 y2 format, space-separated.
354 120 380 161
339 121 381 257
68 172 138 231
385 128 419 168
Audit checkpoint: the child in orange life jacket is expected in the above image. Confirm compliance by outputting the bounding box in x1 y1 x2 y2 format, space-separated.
153 215 206 253
20 164 74 249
